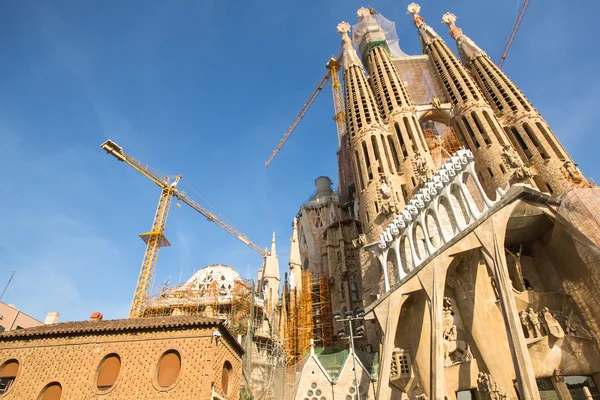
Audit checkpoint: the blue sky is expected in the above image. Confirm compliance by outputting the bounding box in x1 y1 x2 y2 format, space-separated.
1 0 599 323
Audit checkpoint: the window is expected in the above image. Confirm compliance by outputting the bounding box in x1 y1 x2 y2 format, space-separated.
340 281 345 300
39 382 62 400
157 350 181 388
96 354 121 391
0 359 19 394
456 389 477 399
221 361 232 395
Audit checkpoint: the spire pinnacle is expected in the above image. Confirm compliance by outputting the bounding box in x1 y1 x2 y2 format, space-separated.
407 3 442 46
337 21 362 70
441 12 487 63
407 3 424 27
271 231 276 255
441 13 462 40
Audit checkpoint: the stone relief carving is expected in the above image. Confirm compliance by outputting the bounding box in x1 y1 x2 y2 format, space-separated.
442 297 472 366
502 145 532 182
562 160 585 184
477 372 508 400
519 306 593 340
413 152 432 186
377 175 397 215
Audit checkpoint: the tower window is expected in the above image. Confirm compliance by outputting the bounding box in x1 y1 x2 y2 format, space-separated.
462 116 480 149
472 112 492 145
388 136 401 171
483 110 505 146
510 127 532 159
371 135 384 174
499 164 506 174
487 167 494 178
362 141 373 181
523 123 549 159
395 122 408 158
536 122 565 160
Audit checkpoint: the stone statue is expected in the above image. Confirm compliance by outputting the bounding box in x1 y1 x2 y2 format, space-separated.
563 160 584 183
566 313 593 339
442 297 472 366
543 307 565 338
477 372 508 400
519 310 532 338
502 144 532 181
527 307 541 338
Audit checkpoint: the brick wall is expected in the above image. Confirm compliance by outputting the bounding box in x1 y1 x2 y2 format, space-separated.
0 324 241 399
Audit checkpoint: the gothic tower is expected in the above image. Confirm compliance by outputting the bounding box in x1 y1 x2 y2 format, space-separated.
441 12 587 196
407 4 534 198
355 8 436 201
338 21 402 242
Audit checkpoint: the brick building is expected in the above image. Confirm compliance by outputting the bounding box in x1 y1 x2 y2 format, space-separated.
0 315 243 399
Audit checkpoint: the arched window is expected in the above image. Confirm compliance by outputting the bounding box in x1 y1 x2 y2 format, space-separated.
0 359 19 394
157 350 181 388
96 354 121 391
39 382 62 400
221 361 232 395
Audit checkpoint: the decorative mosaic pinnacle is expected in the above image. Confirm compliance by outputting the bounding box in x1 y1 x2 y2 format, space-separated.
357 7 371 19
441 12 463 40
337 21 351 35
441 12 457 26
407 3 421 16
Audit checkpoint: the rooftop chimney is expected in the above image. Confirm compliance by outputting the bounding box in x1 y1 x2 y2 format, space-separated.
89 312 103 321
44 312 60 325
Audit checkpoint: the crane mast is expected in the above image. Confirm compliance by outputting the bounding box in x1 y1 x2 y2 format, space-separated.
264 54 344 167
101 140 266 318
498 0 531 68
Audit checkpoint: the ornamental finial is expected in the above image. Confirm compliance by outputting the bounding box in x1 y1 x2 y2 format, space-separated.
441 12 456 26
441 12 463 40
337 21 351 35
407 3 421 16
357 7 371 19
407 3 425 26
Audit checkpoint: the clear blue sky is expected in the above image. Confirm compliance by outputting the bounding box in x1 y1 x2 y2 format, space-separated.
1 1 598 322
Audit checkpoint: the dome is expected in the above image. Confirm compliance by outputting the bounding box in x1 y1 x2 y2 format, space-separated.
186 264 240 292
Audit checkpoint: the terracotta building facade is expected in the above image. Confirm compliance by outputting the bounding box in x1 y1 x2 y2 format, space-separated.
0 315 243 399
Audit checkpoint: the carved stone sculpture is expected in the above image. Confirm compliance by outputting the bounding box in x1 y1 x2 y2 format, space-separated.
477 372 508 400
442 297 472 366
543 307 565 338
563 160 584 183
519 310 532 338
527 307 541 338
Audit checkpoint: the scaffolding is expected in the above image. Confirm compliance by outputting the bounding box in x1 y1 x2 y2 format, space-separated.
422 121 463 168
284 271 314 366
312 276 333 348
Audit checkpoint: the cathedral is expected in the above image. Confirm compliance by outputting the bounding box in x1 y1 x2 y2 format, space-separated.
279 4 600 400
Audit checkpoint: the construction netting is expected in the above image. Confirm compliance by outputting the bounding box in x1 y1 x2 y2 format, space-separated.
352 12 408 59
393 56 449 105
273 354 310 400
546 187 600 340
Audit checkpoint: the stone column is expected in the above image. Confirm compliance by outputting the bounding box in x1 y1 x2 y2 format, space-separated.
476 216 540 399
550 373 573 400
430 257 446 400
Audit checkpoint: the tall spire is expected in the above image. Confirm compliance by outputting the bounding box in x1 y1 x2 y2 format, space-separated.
441 13 486 64
288 218 302 290
441 11 588 194
264 232 280 281
338 22 362 71
407 4 535 197
358 8 435 195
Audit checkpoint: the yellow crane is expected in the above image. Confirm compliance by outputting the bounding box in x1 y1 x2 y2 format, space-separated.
264 54 345 167
101 139 266 318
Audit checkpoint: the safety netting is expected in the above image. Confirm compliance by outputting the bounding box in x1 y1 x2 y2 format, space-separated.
352 12 408 60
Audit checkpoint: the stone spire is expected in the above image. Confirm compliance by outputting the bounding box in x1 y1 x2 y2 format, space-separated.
358 8 436 197
264 232 280 281
338 22 362 71
442 12 588 195
407 4 535 197
441 13 487 63
288 218 302 290
337 20 401 241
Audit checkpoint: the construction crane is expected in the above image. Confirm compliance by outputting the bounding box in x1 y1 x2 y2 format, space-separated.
101 139 266 318
498 0 531 68
264 54 345 168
